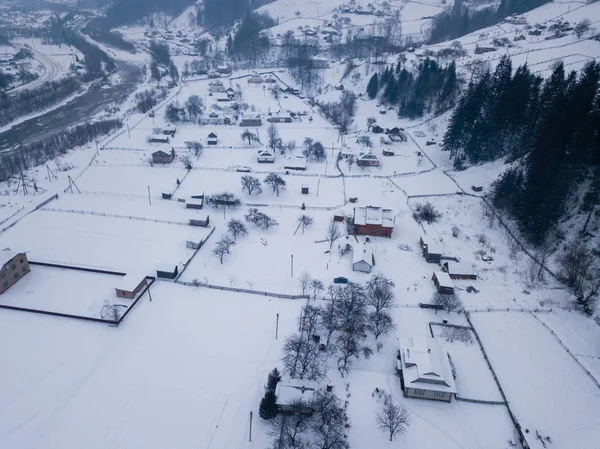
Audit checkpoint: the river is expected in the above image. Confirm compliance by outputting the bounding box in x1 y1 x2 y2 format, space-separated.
0 60 142 153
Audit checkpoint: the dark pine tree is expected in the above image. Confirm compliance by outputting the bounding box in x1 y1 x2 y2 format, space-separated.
367 73 379 99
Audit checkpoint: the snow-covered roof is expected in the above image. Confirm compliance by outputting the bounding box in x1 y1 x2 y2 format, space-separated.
275 381 318 406
434 271 454 289
358 151 379 161
156 263 177 273
258 149 274 156
208 132 217 138
284 155 306 169
354 206 394 228
352 242 372 266
444 262 475 276
398 336 457 394
0 250 18 266
187 197 204 206
116 272 148 292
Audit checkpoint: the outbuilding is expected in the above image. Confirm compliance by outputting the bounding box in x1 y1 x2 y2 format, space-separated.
257 149 275 163
207 132 218 145
357 151 380 167
156 264 178 280
275 381 318 413
284 154 307 171
152 149 175 164
115 272 148 299
442 262 477 280
432 271 454 294
240 114 262 127
352 242 373 273
0 250 30 295
163 126 177 137
420 237 443 263
186 196 204 209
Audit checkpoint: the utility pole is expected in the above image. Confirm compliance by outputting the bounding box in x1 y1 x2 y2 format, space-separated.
290 254 294 277
148 185 152 205
127 124 131 139
275 313 279 339
249 411 253 442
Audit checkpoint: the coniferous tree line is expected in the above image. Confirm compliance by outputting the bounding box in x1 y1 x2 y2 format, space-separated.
429 0 553 44
104 0 196 28
0 119 122 183
367 59 459 119
81 19 136 53
227 12 274 65
0 78 81 127
443 56 600 244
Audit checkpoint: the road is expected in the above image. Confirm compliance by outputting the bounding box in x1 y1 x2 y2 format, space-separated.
7 46 65 96
0 60 142 153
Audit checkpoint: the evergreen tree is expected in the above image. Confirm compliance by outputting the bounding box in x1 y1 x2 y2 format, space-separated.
259 390 278 420
367 73 379 99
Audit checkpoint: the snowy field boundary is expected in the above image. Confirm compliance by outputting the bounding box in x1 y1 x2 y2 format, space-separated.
530 312 600 391
176 279 309 300
40 207 190 226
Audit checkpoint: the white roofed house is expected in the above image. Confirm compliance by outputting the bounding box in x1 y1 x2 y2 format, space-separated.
441 261 477 280
352 242 373 273
397 336 457 402
356 151 380 167
432 271 454 294
257 148 275 163
275 381 318 413
208 80 226 92
353 206 394 238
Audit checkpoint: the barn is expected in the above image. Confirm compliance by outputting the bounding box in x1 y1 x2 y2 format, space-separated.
353 206 394 238
352 242 373 273
152 149 175 164
432 271 454 294
442 262 477 280
115 272 148 299
156 264 178 280
207 132 218 145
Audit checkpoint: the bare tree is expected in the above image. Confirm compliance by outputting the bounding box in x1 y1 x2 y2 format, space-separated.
180 154 193 169
185 94 204 120
282 333 325 381
369 311 395 340
298 271 312 296
241 175 263 195
185 140 203 156
325 222 343 250
320 288 340 345
241 129 259 145
575 19 591 38
212 243 228 264
312 391 350 449
310 279 325 299
558 241 589 287
365 274 395 315
376 393 410 442
432 292 463 312
227 219 248 240
264 173 287 197
299 304 321 337
297 214 314 234
269 400 312 449
267 122 280 151
100 301 126 321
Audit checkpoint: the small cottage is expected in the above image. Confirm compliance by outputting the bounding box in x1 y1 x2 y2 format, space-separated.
353 206 394 237
152 149 175 164
207 132 218 145
149 135 170 144
357 151 380 167
156 264 178 280
248 74 264 84
442 262 477 280
163 126 177 137
257 149 275 163
284 155 307 171
267 113 292 123
372 125 384 134
420 237 442 263
189 215 210 227
240 114 262 127
115 272 148 299
275 381 318 413
208 81 226 92
186 197 204 209
352 242 373 273
432 271 454 294
0 250 30 294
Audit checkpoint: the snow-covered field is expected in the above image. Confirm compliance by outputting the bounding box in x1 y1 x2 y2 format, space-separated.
0 265 130 317
472 312 600 449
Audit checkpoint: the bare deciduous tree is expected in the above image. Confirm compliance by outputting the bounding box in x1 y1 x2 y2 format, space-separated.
241 175 263 195
369 311 395 340
264 173 286 197
432 292 463 312
312 391 349 449
376 393 410 442
297 214 314 234
298 271 312 296
282 333 325 381
325 221 343 250
227 219 247 241
310 279 325 299
269 400 312 449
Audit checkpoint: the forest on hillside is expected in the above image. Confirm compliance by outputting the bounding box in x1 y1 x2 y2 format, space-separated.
442 56 600 245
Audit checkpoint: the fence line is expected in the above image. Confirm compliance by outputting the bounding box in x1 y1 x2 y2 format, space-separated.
465 312 530 449
40 207 189 226
530 312 600 391
28 260 126 276
454 395 507 406
0 206 26 227
176 279 309 300
175 226 216 281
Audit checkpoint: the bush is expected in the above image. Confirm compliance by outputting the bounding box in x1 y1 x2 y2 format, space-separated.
413 202 441 224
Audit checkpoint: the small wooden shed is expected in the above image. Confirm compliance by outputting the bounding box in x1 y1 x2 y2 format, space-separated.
115 272 148 299
156 264 178 280
432 271 454 294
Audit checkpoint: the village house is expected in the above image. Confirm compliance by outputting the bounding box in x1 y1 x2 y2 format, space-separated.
353 206 394 237
356 151 380 167
284 154 306 171
432 271 455 294
149 135 170 144
275 381 318 413
163 126 177 137
371 125 384 134
217 64 232 75
386 127 408 142
267 113 293 123
226 87 235 98
441 261 477 280
397 336 457 402
352 242 373 273
240 114 262 127
208 80 226 92
419 237 443 263
189 215 210 227
0 250 30 294
115 272 148 299
207 132 218 146
200 112 226 125
248 74 263 84
257 149 275 163
152 149 175 164
156 264 178 280
186 196 204 209
216 93 231 102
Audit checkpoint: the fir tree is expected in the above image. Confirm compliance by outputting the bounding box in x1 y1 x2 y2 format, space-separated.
367 73 379 99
